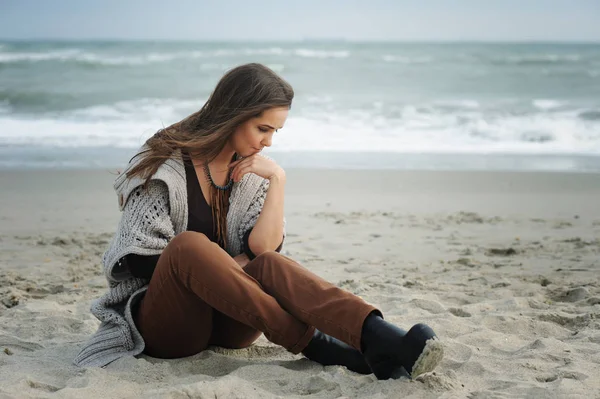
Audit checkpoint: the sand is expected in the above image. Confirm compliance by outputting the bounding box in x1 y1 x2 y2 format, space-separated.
0 169 599 398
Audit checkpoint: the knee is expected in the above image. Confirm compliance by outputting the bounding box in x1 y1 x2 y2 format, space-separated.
170 231 210 251
253 250 282 264
168 231 212 263
245 251 283 276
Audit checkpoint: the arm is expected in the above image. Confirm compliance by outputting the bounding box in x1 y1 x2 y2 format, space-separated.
247 173 286 256
105 180 175 282
243 226 283 260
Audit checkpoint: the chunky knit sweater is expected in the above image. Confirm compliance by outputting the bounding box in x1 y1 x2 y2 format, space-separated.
73 147 284 368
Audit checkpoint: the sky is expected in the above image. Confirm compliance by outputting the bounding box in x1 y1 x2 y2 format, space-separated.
0 0 599 42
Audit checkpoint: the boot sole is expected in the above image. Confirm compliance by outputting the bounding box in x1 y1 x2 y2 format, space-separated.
410 337 444 377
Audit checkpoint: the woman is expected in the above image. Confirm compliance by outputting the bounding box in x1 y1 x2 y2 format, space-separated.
73 63 443 380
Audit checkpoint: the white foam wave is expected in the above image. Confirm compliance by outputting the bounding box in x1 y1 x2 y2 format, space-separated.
1 101 599 155
0 49 211 65
432 100 480 109
294 49 350 58
533 99 565 110
66 98 203 121
0 98 202 147
382 55 433 64
497 54 583 64
0 47 351 65
275 110 600 154
0 49 83 63
242 47 287 56
0 117 151 148
306 95 334 104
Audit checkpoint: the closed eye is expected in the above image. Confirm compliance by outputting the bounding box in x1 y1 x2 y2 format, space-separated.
259 124 282 133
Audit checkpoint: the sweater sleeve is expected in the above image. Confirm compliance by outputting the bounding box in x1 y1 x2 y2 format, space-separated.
104 180 175 283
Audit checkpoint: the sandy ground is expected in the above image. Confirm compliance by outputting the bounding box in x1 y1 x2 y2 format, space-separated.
0 169 599 398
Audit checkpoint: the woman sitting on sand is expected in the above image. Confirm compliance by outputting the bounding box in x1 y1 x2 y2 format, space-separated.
73 63 443 379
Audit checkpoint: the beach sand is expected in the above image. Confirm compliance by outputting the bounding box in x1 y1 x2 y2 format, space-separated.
0 169 599 398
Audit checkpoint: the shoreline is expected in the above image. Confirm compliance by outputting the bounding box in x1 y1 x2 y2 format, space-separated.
2 146 600 172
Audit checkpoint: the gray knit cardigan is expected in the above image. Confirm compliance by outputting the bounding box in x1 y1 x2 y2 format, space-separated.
73 147 284 367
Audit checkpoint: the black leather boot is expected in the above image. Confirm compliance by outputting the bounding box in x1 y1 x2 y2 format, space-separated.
360 312 443 380
301 329 372 374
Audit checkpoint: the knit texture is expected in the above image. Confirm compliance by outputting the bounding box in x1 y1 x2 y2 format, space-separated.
73 147 285 367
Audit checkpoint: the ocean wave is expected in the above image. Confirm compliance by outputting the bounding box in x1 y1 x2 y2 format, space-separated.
1 101 599 154
88 98 200 117
0 49 211 65
491 54 584 65
3 47 594 67
0 49 83 63
431 100 480 110
533 99 565 110
294 49 350 58
382 55 433 64
0 47 351 66
242 47 287 56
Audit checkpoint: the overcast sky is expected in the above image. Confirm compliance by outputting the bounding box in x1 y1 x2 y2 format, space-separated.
1 0 599 42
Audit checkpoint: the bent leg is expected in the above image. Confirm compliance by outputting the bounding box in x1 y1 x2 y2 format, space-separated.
134 269 214 359
137 231 314 355
244 251 380 351
208 310 262 349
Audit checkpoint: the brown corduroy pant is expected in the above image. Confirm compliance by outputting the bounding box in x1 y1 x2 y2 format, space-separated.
133 231 379 359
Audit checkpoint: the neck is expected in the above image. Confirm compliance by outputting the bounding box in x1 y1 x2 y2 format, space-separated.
189 143 235 173
209 143 236 173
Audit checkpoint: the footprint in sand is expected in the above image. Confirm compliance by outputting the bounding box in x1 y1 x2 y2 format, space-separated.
25 378 62 393
0 334 44 352
448 308 472 317
411 298 446 314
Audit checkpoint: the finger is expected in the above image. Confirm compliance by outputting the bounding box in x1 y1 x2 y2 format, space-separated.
234 165 252 182
228 158 243 168
229 157 250 171
228 154 255 168
236 160 256 181
229 162 244 182
233 166 246 182
231 164 241 182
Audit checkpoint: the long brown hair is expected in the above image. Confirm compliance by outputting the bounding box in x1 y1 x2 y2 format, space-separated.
126 63 294 247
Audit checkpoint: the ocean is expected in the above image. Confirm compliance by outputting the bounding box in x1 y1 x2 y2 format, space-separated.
1 40 599 171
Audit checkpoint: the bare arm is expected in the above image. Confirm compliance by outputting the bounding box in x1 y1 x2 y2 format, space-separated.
247 173 286 256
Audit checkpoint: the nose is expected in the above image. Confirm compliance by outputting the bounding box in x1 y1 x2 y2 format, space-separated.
261 133 273 147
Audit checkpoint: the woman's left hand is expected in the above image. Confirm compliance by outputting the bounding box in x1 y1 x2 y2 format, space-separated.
228 154 285 183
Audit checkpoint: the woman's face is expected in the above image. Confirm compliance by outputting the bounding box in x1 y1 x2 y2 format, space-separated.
230 107 288 157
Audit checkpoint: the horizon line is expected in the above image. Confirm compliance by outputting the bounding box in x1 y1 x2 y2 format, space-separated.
1 37 600 45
